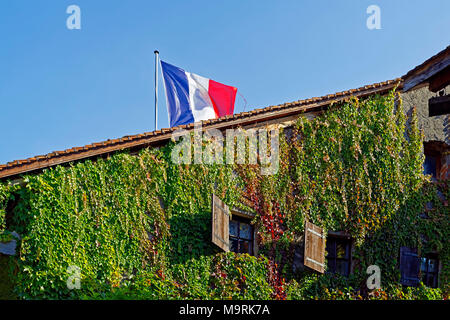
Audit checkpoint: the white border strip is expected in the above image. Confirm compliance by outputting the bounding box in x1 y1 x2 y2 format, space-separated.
307 228 325 238
306 257 324 268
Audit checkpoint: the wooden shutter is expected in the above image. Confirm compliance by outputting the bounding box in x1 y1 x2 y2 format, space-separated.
211 194 230 252
304 221 326 273
400 246 420 286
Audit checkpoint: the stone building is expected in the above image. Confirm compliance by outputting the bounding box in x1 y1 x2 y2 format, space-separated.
0 46 448 297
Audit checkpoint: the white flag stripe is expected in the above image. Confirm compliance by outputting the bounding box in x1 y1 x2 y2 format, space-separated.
186 72 216 122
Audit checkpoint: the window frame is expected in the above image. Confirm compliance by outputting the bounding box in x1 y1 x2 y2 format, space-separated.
229 213 255 255
325 233 352 277
423 143 443 179
420 253 440 288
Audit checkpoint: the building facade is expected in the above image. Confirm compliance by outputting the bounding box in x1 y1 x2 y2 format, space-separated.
0 47 448 300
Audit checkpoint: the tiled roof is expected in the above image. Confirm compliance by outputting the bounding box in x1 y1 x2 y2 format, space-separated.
0 78 402 180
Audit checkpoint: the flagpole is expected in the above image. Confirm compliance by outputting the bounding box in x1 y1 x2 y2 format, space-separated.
154 50 159 131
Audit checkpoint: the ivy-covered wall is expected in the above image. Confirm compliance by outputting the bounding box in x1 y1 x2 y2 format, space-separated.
0 90 448 300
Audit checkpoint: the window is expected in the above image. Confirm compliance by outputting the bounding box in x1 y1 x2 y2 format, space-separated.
423 154 437 178
421 254 439 288
423 143 443 180
229 216 253 255
326 236 351 276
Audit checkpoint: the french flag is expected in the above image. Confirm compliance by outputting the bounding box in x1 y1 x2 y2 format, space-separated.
161 61 237 128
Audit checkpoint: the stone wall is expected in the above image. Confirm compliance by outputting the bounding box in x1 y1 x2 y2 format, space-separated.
401 85 450 142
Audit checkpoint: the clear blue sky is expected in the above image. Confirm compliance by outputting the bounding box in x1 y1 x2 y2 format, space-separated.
0 0 449 164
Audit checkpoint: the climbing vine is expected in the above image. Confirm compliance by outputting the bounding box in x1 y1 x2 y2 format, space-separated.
238 91 448 298
0 90 447 299
0 183 8 233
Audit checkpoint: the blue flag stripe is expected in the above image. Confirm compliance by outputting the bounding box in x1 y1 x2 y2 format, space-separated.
160 61 194 127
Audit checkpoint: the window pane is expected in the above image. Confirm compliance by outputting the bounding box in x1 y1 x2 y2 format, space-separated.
336 242 348 259
431 275 438 288
428 259 437 273
327 259 336 273
230 221 239 237
239 223 252 240
326 241 336 258
239 240 250 254
230 238 239 253
425 274 433 288
425 274 429 287
336 260 349 276
423 155 437 178
421 257 427 272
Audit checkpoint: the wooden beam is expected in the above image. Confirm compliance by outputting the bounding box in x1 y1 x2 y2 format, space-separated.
429 66 450 92
429 94 450 117
403 55 450 92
